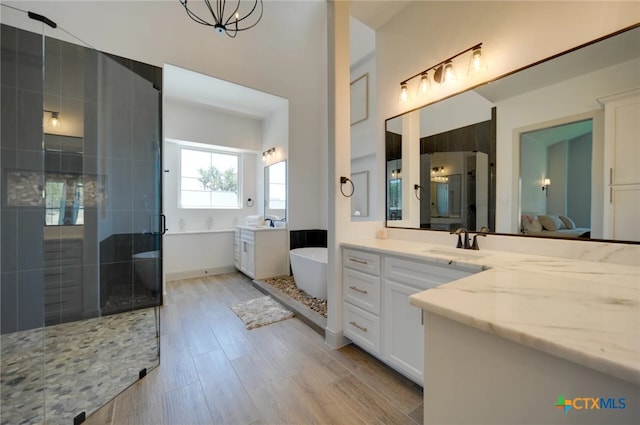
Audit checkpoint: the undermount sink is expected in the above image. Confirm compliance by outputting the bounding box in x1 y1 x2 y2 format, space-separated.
425 248 488 260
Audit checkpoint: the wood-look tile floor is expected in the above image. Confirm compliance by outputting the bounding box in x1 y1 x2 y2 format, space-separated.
86 272 424 425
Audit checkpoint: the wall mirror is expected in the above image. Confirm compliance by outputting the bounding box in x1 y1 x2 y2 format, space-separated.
385 24 639 242
264 160 287 220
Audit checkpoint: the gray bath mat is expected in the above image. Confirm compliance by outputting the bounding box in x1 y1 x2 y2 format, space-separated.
229 296 294 330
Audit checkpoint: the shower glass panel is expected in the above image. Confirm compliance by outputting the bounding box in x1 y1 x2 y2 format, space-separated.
1 8 47 424
1 5 161 424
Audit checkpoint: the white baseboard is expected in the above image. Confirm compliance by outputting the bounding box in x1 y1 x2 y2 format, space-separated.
324 329 351 349
165 266 237 281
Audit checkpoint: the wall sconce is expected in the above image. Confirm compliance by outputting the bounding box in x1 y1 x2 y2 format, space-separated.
44 110 60 128
542 178 551 194
262 147 276 162
399 42 485 102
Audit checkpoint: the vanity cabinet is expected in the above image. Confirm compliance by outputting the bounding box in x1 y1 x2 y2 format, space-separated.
383 256 472 384
342 246 474 385
44 239 83 325
234 227 288 280
343 249 382 354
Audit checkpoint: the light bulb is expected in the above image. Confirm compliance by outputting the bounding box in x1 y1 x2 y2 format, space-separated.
50 112 60 128
399 83 408 102
468 47 487 74
418 73 431 95
443 62 457 83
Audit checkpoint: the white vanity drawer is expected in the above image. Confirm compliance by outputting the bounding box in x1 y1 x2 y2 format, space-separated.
343 248 380 276
343 268 380 314
343 302 381 355
240 229 255 243
385 256 473 290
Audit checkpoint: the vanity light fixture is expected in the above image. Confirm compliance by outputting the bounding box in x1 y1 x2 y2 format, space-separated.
178 0 263 38
431 166 448 182
262 147 275 162
399 42 484 101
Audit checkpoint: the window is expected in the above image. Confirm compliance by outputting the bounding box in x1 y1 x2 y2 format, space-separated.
180 148 240 208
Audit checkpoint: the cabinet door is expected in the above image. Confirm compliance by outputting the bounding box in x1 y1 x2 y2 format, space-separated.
610 184 640 241
240 240 255 279
234 229 241 269
384 279 425 385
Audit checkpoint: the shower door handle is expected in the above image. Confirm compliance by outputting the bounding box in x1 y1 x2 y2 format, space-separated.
160 214 168 235
149 214 168 236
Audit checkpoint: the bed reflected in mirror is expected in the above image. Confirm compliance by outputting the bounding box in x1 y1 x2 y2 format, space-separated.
519 118 593 239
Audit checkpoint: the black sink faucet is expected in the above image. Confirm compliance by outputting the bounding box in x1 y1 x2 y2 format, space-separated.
450 227 470 249
264 218 275 227
470 227 490 250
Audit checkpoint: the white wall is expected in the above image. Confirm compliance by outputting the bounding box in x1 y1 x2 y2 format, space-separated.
164 100 262 151
520 137 548 216
4 0 328 233
351 54 377 159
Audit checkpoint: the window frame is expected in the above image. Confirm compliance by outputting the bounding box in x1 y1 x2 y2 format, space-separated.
178 146 243 210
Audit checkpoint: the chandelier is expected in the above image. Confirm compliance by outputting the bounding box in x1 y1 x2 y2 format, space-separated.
179 0 263 38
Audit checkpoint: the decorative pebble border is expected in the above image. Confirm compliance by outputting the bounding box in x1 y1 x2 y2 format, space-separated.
263 276 327 318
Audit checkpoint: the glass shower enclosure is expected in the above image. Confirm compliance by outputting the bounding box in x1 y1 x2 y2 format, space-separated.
1 5 162 423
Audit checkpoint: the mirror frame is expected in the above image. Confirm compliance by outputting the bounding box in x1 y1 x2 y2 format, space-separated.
385 23 640 244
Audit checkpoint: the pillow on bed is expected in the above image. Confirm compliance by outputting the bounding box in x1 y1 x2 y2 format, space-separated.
522 218 543 233
559 215 576 229
538 214 565 231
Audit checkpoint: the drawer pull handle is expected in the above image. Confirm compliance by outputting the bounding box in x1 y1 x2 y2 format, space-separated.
349 286 368 295
349 258 368 265
349 321 368 333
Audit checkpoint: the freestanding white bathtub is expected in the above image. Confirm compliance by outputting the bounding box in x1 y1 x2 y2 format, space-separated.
132 250 160 291
289 247 327 300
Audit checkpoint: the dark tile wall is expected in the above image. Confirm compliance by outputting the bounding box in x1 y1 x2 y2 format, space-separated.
290 229 328 250
1 24 45 334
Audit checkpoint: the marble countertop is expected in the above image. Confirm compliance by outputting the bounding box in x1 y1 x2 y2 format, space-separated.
341 238 640 386
235 225 287 231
